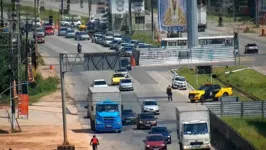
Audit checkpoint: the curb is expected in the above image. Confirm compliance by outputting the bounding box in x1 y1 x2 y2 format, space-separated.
170 69 195 90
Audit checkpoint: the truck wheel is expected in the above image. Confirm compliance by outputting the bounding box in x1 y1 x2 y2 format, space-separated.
223 92 228 96
200 96 205 103
117 130 121 133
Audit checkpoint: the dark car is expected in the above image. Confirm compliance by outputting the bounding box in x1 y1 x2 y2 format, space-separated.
122 109 136 125
143 134 167 150
148 126 172 144
121 57 131 71
110 40 119 49
244 43 258 54
136 113 157 129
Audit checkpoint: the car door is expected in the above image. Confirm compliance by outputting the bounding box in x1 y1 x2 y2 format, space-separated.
204 86 212 99
212 85 221 98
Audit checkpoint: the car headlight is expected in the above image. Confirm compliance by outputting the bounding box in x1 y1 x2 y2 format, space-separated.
117 121 121 125
96 121 102 125
161 144 165 146
146 145 150 147
152 121 157 123
139 121 143 123
168 135 171 138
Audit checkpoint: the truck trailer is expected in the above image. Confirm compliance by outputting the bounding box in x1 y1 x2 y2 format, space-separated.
175 105 211 150
87 87 122 133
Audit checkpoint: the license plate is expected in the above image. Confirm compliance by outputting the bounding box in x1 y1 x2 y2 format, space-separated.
153 148 159 150
193 145 201 149
106 125 112 128
145 124 151 126
126 120 130 123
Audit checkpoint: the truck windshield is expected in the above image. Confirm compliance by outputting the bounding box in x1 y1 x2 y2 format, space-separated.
96 104 118 112
183 123 208 135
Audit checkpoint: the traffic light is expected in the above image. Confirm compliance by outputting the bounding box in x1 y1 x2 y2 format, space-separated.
49 16 53 24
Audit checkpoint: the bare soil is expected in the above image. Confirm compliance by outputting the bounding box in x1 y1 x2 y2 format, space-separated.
0 66 91 150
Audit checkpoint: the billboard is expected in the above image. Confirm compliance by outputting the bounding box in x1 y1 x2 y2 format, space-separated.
158 0 187 31
110 0 129 14
131 0 145 13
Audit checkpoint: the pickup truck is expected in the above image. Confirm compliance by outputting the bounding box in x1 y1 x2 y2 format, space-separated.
188 84 233 102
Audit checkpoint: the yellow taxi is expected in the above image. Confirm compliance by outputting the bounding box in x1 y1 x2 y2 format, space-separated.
111 73 126 85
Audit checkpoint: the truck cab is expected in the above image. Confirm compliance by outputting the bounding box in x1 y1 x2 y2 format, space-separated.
87 87 122 133
176 105 211 150
94 100 122 132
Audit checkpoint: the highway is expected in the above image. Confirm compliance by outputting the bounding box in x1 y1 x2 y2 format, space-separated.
39 33 204 150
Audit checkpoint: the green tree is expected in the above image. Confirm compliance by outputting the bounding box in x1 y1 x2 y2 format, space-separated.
0 33 11 96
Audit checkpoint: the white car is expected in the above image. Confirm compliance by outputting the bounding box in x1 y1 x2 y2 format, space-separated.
91 79 108 87
72 19 82 27
172 75 187 90
114 34 122 41
141 99 160 115
116 68 128 77
103 36 114 47
119 78 134 91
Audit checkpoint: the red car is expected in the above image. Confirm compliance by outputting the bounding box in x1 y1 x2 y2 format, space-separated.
143 134 167 150
44 25 54 35
34 34 45 44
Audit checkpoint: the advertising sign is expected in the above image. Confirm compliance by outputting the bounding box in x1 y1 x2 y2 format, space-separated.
18 94 29 119
158 0 187 31
131 0 145 13
110 0 129 14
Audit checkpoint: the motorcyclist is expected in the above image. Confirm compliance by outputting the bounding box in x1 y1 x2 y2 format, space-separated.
77 43 82 53
166 85 173 101
90 135 100 150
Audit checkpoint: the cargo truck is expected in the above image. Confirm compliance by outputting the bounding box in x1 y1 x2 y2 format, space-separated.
87 87 122 133
175 105 211 150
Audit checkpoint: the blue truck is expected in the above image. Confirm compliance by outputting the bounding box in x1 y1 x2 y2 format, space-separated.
87 87 122 133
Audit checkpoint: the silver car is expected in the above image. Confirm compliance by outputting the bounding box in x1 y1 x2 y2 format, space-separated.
119 78 134 91
58 27 67 36
141 99 160 115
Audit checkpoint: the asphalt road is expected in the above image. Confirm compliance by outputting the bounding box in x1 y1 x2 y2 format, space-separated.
39 33 189 150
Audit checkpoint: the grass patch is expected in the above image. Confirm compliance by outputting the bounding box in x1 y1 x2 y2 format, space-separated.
130 31 160 46
218 69 266 100
176 66 250 101
29 72 59 104
222 117 266 150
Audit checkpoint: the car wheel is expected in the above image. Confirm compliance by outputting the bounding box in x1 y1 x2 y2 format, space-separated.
190 100 195 103
222 92 228 97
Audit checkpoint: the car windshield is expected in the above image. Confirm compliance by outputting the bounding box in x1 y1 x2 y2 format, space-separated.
121 79 131 83
198 85 210 90
68 30 74 33
36 34 43 38
183 123 208 135
124 47 133 51
147 136 164 141
96 104 118 112
45 26 53 30
113 74 124 77
114 35 122 38
121 59 129 67
80 32 87 35
152 127 168 132
117 69 127 72
138 44 146 48
94 81 106 85
144 101 157 105
106 37 113 41
247 44 257 46
112 40 119 44
122 109 134 115
140 114 155 119
36 28 43 32
60 28 67 31
121 43 128 46
131 41 137 44
175 77 186 81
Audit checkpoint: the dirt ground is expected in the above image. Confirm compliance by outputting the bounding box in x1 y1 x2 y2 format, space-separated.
0 66 91 150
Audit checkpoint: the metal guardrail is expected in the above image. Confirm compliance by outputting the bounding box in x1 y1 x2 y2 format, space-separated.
205 101 266 117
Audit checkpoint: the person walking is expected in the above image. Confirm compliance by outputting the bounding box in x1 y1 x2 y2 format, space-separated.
90 135 100 150
166 85 173 101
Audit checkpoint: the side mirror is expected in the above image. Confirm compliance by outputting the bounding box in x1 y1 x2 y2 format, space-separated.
155 117 158 119
143 140 145 142
148 131 151 134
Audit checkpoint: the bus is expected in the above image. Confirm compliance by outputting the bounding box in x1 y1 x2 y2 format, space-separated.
161 35 234 48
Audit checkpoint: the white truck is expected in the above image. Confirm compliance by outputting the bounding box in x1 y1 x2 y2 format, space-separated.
175 105 211 150
87 87 122 133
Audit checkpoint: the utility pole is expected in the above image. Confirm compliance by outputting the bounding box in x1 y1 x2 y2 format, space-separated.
256 0 259 28
16 0 22 96
1 0 3 27
151 0 154 40
61 0 63 19
88 0 92 19
233 0 236 21
25 17 29 81
129 0 132 35
33 0 37 67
